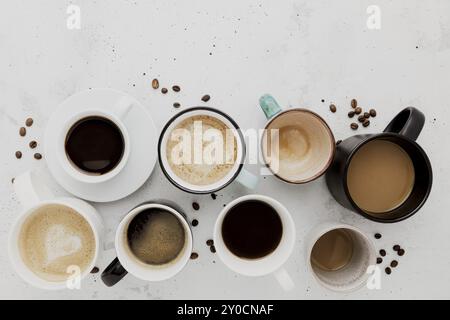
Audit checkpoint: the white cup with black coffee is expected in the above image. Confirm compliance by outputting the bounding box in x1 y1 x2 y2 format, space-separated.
213 195 296 291
9 172 104 290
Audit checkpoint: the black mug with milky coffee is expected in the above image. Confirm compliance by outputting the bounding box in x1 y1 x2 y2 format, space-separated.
326 107 432 223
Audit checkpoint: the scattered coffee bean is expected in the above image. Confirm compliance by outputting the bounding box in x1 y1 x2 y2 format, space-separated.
329 104 337 113
15 151 22 159
173 102 181 108
34 153 42 160
211 193 217 200
363 119 370 127
376 257 383 264
190 252 199 260
348 111 355 118
206 239 214 246
336 140 342 145
202 95 211 102
358 115 365 123
161 88 168 94
393 245 401 251
398 249 405 256
11 178 15 184
152 79 159 89
355 107 362 115
19 127 26 137
192 219 199 227
351 99 358 109
210 245 216 253
364 112 370 119
350 123 359 130
90 267 100 274
385 267 392 275
374 233 382 239
172 85 181 92
192 202 200 211
379 249 386 257
25 118 34 127
370 109 377 117
390 260 398 268
29 141 37 149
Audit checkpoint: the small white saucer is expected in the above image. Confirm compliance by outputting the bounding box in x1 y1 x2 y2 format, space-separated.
44 88 157 202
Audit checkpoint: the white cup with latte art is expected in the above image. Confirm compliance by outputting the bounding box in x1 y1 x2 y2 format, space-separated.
8 172 104 290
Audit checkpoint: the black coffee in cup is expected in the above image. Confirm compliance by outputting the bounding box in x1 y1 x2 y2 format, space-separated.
222 200 282 259
65 116 125 175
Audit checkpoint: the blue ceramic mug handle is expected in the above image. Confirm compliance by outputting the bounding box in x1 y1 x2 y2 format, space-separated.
259 94 282 120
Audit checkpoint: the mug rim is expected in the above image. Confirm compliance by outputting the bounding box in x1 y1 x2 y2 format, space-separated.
58 110 131 184
8 199 101 290
262 108 336 184
342 132 433 223
114 202 193 282
158 106 246 194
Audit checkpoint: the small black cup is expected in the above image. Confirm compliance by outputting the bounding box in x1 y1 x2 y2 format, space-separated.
326 107 432 223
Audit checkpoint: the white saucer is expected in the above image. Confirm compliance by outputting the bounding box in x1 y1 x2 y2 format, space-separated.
44 88 157 202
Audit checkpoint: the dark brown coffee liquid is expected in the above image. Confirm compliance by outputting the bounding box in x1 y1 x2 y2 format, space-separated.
65 117 125 175
222 200 283 259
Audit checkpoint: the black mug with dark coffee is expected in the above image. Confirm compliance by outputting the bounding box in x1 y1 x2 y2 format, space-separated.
326 107 432 223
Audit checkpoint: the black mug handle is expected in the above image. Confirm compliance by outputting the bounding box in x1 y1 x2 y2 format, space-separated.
384 107 425 141
101 257 128 287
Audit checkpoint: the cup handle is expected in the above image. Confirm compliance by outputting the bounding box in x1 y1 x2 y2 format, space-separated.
274 268 295 291
101 257 128 287
383 107 425 141
112 96 134 120
235 169 259 190
13 171 54 209
259 94 282 120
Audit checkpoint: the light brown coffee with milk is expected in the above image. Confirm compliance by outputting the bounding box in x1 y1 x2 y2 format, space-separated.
311 229 354 271
347 140 415 214
19 205 96 282
166 115 237 186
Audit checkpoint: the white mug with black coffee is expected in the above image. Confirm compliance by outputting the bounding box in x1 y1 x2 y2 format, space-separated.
9 172 104 289
214 195 296 291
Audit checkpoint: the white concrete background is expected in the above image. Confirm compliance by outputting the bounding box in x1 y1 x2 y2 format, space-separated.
0 0 449 300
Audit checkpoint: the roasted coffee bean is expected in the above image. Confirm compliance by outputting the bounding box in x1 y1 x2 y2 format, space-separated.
398 249 405 256
379 249 386 257
393 245 401 251
351 99 358 109
19 127 26 137
355 107 362 115
350 123 359 130
358 115 365 123
364 112 370 118
211 193 217 200
192 202 200 211
192 219 199 227
329 104 337 113
15 151 22 159
25 118 34 127
152 79 159 89
370 109 377 117
190 252 199 260
377 257 383 264
374 233 382 239
90 267 100 274
210 245 216 253
161 88 168 94
385 267 392 275
390 260 398 268
173 102 181 108
29 141 37 149
202 95 211 102
206 239 214 246
11 178 15 184
348 111 355 118
34 153 42 160
363 119 370 127
172 85 181 92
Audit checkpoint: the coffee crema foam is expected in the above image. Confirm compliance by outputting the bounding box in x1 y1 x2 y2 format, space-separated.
19 205 95 282
166 115 237 186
